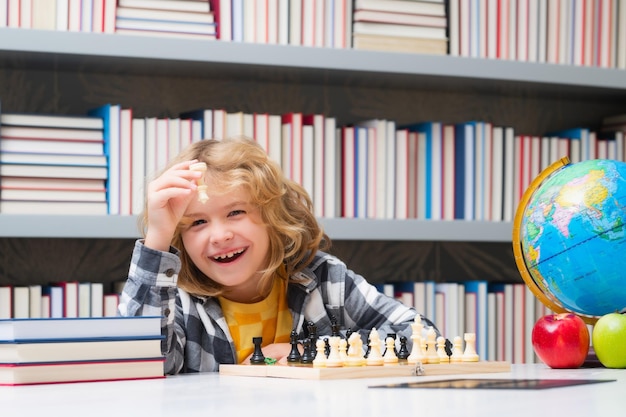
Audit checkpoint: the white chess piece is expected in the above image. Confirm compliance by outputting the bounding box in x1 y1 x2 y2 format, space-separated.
425 327 440 364
189 162 209 203
312 339 327 368
383 337 399 365
450 335 464 363
462 332 479 362
325 336 343 367
366 328 384 366
345 332 365 367
437 336 450 363
407 315 425 365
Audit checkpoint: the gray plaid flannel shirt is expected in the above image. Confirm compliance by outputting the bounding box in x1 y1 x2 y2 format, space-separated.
118 240 436 374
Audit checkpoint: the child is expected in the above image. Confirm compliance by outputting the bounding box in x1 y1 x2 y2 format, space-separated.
118 136 437 374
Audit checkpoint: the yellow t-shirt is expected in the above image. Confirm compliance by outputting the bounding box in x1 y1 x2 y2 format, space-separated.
219 278 293 363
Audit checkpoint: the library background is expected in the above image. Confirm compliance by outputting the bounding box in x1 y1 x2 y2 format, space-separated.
1 0 626 366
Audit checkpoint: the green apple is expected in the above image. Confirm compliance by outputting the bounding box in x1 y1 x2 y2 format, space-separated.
592 312 626 368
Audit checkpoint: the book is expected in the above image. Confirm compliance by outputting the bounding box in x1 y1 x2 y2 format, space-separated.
0 138 105 155
117 0 211 12
0 176 106 191
0 357 165 386
0 113 104 129
0 126 104 141
352 34 448 54
0 336 163 363
0 152 107 167
352 22 447 40
353 0 446 16
0 164 108 179
353 10 447 27
0 316 162 341
0 188 106 202
89 104 121 215
116 6 215 23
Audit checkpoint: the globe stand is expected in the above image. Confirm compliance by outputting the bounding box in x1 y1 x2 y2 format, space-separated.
511 156 597 325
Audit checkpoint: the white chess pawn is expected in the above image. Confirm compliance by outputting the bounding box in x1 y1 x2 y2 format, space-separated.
312 339 327 368
383 337 399 365
425 327 440 364
189 162 209 203
437 336 450 363
366 328 384 366
462 333 479 362
325 336 343 367
450 335 464 363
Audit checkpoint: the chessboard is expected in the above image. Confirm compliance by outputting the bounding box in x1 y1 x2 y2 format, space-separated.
219 361 512 380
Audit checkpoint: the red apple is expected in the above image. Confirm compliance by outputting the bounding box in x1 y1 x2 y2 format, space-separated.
531 313 590 369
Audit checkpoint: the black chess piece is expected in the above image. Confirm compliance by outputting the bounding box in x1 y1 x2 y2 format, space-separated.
364 337 371 359
250 336 265 365
330 315 341 337
287 330 301 363
345 328 353 351
397 335 410 360
324 337 331 358
300 338 314 364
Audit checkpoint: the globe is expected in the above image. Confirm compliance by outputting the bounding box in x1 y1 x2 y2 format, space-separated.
512 157 626 323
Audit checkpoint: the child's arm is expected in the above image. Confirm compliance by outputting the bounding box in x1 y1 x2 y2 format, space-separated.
117 240 186 375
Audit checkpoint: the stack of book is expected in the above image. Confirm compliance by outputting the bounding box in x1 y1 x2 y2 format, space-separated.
0 112 108 215
115 0 217 39
0 316 165 385
351 0 448 55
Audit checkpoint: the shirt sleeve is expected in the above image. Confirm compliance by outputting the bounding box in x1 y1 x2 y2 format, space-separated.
117 239 186 375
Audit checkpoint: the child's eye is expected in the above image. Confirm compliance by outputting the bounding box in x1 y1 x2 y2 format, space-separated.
191 219 207 227
228 210 245 217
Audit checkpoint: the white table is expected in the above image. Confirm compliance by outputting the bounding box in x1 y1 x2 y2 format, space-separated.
0 364 624 417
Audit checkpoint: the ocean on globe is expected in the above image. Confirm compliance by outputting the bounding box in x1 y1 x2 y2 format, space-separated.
514 158 626 319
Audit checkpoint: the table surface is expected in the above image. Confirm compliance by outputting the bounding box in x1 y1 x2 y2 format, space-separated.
0 363 624 417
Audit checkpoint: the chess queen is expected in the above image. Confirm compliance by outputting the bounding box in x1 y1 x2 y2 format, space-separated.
118 137 439 374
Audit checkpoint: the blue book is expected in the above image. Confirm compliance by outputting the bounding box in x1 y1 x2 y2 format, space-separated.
88 104 121 215
454 123 476 220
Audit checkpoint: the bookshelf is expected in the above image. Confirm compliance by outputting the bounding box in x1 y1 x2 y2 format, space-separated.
0 27 624 291
0 215 512 241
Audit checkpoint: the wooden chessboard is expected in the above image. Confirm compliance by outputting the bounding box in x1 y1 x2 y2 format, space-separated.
219 361 511 380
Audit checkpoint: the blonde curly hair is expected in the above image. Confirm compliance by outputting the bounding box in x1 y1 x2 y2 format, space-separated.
140 136 330 298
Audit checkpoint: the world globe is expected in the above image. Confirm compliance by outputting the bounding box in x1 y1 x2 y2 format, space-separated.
512 157 626 323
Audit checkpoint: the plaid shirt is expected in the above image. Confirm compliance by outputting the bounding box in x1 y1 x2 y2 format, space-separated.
118 240 436 374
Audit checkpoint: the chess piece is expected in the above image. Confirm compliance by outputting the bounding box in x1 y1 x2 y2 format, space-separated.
189 162 209 203
300 338 314 364
312 339 327 368
345 332 365 367
286 330 301 363
383 337 399 365
425 327 440 364
338 339 348 363
397 336 410 361
325 336 343 367
437 336 450 363
250 336 265 365
383 333 397 356
324 337 331 358
366 328 384 366
450 335 464 363
462 333 480 362
407 315 425 365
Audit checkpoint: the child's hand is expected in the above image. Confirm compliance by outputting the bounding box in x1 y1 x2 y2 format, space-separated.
144 160 203 251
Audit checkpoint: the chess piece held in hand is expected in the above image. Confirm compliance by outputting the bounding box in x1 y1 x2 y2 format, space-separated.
189 161 209 203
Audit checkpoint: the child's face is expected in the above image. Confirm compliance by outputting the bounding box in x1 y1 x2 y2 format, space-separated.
180 185 271 303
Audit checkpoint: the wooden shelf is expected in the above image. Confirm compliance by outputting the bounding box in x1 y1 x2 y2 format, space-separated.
0 215 513 242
